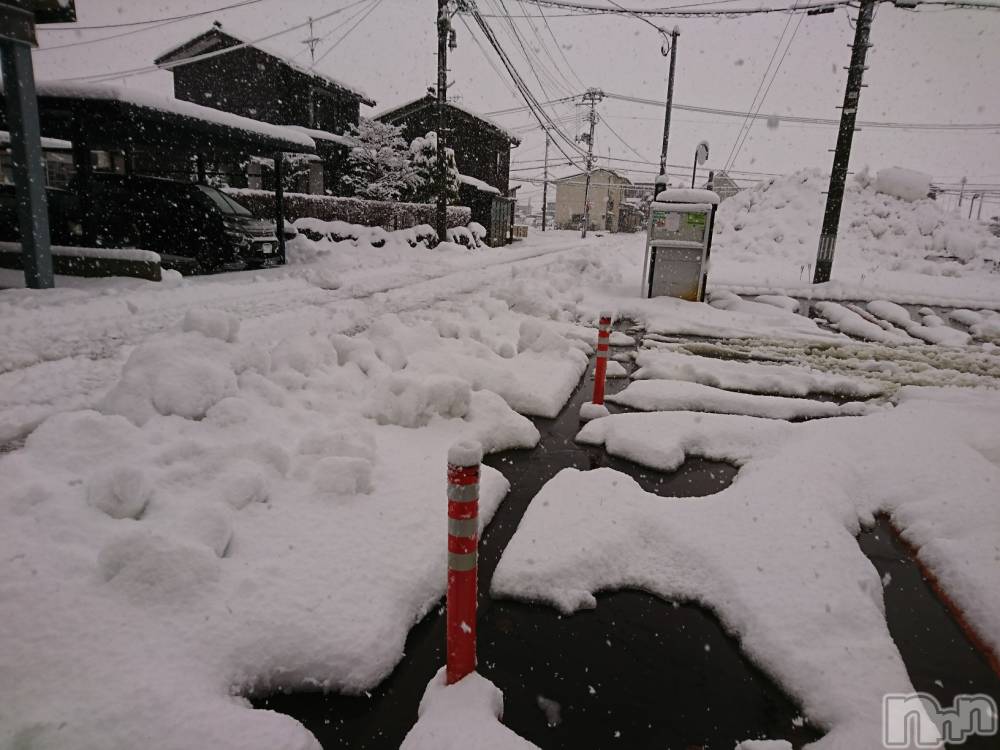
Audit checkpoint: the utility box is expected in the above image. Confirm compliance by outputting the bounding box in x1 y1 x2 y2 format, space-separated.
641 187 720 301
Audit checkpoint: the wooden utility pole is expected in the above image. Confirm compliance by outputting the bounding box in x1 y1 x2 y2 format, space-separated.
659 27 680 177
436 0 450 243
541 131 550 231
580 88 602 239
812 0 876 284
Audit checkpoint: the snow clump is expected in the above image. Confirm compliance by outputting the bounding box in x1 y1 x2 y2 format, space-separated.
366 372 472 427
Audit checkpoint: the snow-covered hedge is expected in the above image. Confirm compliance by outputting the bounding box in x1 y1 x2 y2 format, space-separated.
222 188 471 230
292 218 442 250
287 218 490 265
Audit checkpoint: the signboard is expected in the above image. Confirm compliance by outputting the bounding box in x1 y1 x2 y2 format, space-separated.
686 212 706 228
695 141 710 165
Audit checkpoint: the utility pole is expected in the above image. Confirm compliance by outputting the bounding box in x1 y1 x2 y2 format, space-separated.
579 88 602 239
969 194 979 220
541 131 550 232
812 0 876 284
957 176 967 208
659 27 680 177
436 0 450 243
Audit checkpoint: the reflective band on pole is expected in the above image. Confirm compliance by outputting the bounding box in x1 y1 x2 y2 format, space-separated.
446 440 481 685
447 483 478 501
448 551 477 572
448 516 478 538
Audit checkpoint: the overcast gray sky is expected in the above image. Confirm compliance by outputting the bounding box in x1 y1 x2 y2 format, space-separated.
31 0 1000 206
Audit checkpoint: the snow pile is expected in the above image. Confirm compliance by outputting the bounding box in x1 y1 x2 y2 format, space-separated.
632 347 887 397
866 300 971 346
712 168 1000 295
366 373 471 427
400 669 539 750
608 379 877 420
494 387 1000 748
0 299 573 749
873 167 932 203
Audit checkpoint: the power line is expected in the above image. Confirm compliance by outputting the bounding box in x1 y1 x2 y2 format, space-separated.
466 3 589 169
311 0 384 67
725 5 805 172
52 1 371 84
599 114 654 163
35 0 275 52
511 0 855 18
38 0 269 31
721 3 797 172
602 91 1000 131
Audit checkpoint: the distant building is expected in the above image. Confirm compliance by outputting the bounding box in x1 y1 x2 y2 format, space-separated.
375 95 520 245
154 22 374 193
554 168 635 232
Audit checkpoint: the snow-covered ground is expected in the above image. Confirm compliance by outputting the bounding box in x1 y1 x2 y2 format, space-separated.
1 207 999 750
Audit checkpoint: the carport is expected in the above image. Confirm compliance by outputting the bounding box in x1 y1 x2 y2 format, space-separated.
0 80 316 280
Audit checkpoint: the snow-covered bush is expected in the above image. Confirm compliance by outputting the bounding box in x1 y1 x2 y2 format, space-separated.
409 131 460 204
447 225 479 249
222 188 471 229
340 119 420 202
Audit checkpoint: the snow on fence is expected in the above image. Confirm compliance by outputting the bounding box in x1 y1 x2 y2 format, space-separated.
222 188 472 230
0 242 162 281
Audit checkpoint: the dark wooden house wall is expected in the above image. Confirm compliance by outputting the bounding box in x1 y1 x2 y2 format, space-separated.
386 107 512 194
170 40 361 135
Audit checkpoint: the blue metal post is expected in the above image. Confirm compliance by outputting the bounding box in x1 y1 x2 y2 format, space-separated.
1 39 53 288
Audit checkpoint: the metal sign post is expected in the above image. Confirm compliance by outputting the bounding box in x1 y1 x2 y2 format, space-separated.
642 187 719 302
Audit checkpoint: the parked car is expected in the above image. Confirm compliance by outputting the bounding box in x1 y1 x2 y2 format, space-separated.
77 174 281 273
0 184 83 246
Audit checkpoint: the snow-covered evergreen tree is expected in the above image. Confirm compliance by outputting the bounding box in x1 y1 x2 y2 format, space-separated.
340 119 419 202
409 131 460 204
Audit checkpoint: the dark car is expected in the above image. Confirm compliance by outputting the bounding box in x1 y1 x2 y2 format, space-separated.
79 174 281 273
0 184 83 246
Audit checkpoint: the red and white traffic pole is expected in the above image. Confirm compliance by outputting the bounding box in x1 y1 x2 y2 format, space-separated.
592 312 612 405
446 440 482 684
580 312 613 421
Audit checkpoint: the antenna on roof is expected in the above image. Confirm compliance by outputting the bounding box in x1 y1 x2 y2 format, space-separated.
302 17 320 64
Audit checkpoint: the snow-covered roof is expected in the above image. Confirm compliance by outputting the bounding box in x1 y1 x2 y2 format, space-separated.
655 188 721 205
554 167 630 184
0 130 72 150
458 174 501 195
35 81 316 151
284 125 358 149
154 26 375 107
374 95 521 145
